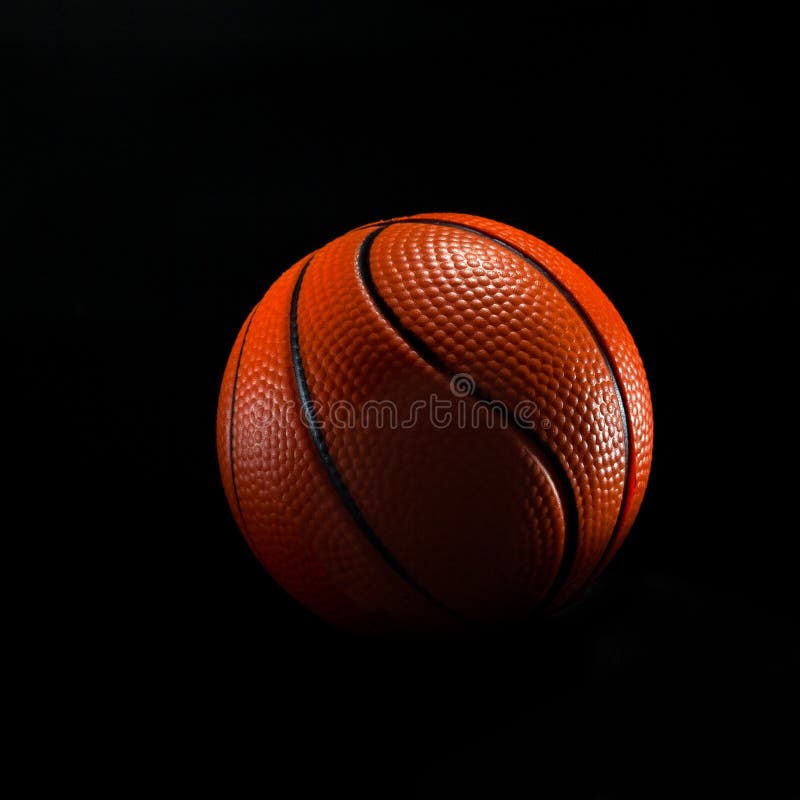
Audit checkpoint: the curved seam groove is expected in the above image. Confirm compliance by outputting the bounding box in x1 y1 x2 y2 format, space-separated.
387 217 634 595
290 248 466 622
358 225 577 606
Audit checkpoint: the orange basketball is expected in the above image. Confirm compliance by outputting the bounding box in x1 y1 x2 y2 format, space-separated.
217 213 653 633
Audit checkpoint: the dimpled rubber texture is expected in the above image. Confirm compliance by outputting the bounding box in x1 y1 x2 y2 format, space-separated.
217 213 653 633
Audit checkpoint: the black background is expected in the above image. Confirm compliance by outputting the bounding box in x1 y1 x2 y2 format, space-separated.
8 2 798 796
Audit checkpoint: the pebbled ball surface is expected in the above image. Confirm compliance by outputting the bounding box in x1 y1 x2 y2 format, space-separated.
217 213 653 633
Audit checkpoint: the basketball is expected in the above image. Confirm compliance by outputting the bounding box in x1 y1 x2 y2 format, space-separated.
217 213 653 633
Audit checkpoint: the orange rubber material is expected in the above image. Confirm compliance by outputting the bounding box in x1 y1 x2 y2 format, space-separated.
217 213 653 632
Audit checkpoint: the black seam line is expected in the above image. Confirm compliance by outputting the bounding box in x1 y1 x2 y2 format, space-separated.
290 250 465 623
359 226 577 607
352 221 394 232
386 217 633 597
229 303 261 536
